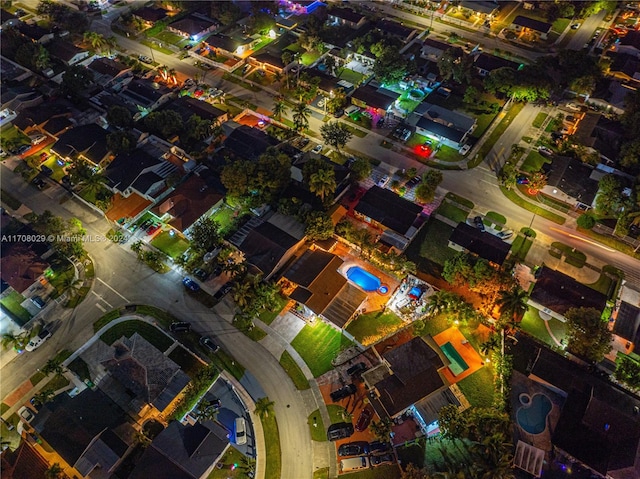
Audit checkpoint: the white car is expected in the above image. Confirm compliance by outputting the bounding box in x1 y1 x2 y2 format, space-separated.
538 146 553 156
18 407 34 424
312 144 323 154
25 329 52 352
235 417 247 445
138 55 153 64
317 98 326 108
30 134 47 145
565 102 581 111
377 175 390 188
459 144 471 156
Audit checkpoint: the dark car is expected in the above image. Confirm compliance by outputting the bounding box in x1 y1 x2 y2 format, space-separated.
212 265 223 277
473 216 485 232
346 362 367 376
139 219 154 230
338 441 370 457
299 137 310 147
369 441 391 453
371 453 394 467
355 405 373 432
32 177 46 189
406 176 422 188
327 422 354 441
193 268 209 281
214 282 233 301
17 144 31 155
516 176 529 185
200 336 220 353
170 321 191 333
330 384 357 402
333 109 344 118
183 277 201 292
40 165 53 176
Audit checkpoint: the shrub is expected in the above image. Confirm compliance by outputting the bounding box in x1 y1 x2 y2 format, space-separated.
577 213 596 229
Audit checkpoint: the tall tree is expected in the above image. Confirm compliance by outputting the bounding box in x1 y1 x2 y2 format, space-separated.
320 121 353 153
271 97 287 121
292 102 311 132
414 169 443 204
106 106 133 129
496 287 528 322
370 417 392 442
309 168 336 202
565 307 612 362
349 157 372 181
188 217 221 253
305 211 334 240
372 46 407 85
60 65 94 101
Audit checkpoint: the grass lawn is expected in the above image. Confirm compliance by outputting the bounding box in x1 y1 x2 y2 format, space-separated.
307 409 326 441
551 242 586 268
485 211 506 226
416 218 456 266
532 112 548 128
327 404 349 423
520 151 550 173
336 68 365 85
499 186 566 225
456 365 495 408
346 311 405 345
211 205 237 233
472 111 498 137
279 350 310 390
552 18 571 33
291 321 353 377
42 155 67 181
263 413 282 479
445 192 474 209
406 133 428 148
151 230 190 259
30 371 46 386
207 446 251 479
259 295 288 325
425 437 473 471
153 30 184 45
241 325 267 341
313 468 330 479
168 345 205 378
520 308 567 346
47 373 70 391
1 189 22 210
436 145 463 162
346 465 402 479
93 309 121 331
300 51 321 66
0 291 32 326
510 235 533 262
344 124 368 138
587 271 614 296
436 201 468 223
100 320 174 351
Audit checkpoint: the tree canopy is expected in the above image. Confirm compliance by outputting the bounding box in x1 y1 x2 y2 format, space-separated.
320 121 353 152
565 307 612 363
372 46 408 85
188 217 221 253
414 170 443 204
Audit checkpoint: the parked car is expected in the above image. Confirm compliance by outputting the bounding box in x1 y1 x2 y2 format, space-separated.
317 98 326 108
170 321 191 333
338 441 370 457
565 102 581 111
299 137 310 148
571 23 580 29
193 268 209 281
312 144 323 154
18 407 34 424
369 441 391 453
371 453 394 467
234 417 247 445
212 265 223 277
377 175 390 188
330 384 357 402
406 176 422 188
199 336 220 353
473 216 485 232
355 405 373 432
346 362 367 376
139 219 154 230
31 177 46 189
333 109 344 118
30 134 47 145
146 223 161 235
40 165 53 176
17 145 31 155
459 144 471 156
538 146 553 156
25 329 52 352
327 422 354 441
214 282 233 301
138 55 153 63
183 277 200 292
345 105 359 116
497 230 514 240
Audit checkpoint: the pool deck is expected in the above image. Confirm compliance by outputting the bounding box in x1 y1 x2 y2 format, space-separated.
432 327 484 384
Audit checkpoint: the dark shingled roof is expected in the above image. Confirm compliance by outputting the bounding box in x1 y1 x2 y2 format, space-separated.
542 157 599 206
354 186 422 236
416 116 466 143
252 50 285 69
206 34 239 53
512 15 552 33
169 13 217 37
47 40 86 62
0 225 50 294
620 30 640 50
132 6 167 23
474 52 521 73
460 0 499 14
42 116 72 136
87 57 129 77
162 96 227 123
240 222 301 276
13 103 70 130
328 7 365 24
449 222 511 265
376 19 416 40
613 301 640 344
223 125 279 161
122 79 172 107
375 337 445 417
51 124 110 163
530 266 608 316
351 85 400 111
105 148 161 192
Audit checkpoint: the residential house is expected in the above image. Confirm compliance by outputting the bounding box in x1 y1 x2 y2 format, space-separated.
0 108 17 127
421 37 458 62
290 151 351 203
587 77 635 116
528 266 608 322
541 157 600 209
161 96 228 126
50 123 111 168
459 1 500 17
232 211 306 280
376 19 418 44
473 52 522 77
86 57 133 89
353 185 423 251
282 248 368 328
120 79 176 120
350 85 400 117
609 53 640 83
42 115 72 139
615 30 640 57
448 222 511 266
1 85 41 112
131 6 168 28
510 16 552 40
129 420 230 479
223 125 279 162
204 33 257 58
0 57 33 85
573 113 626 163
30 388 135 477
365 336 451 421
327 7 367 29
17 23 54 44
12 102 71 137
0 9 20 29
0 225 50 299
306 68 352 96
414 102 476 149
250 50 286 74
612 283 640 354
0 440 50 479
47 40 90 66
284 0 325 15
167 12 218 41
153 174 224 234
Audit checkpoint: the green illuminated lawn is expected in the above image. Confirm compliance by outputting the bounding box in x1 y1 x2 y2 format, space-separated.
291 321 353 377
279 350 310 390
346 311 405 344
150 230 190 259
0 291 32 326
456 365 495 408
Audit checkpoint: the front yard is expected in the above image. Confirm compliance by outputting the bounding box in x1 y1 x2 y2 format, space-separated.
0 290 32 326
345 311 405 345
520 308 567 347
150 230 190 259
291 321 353 377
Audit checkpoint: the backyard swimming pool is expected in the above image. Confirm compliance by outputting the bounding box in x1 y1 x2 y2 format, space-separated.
346 266 388 294
517 394 552 435
440 342 469 376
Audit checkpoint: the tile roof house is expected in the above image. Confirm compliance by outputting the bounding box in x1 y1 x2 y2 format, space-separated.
47 39 90 66
153 174 224 234
473 52 522 76
250 50 286 73
528 266 608 322
354 186 423 251
30 388 135 477
161 96 228 125
510 15 552 39
86 57 133 89
167 12 218 41
448 222 511 265
0 440 50 479
232 211 306 280
460 0 500 16
414 103 476 149
327 7 367 29
283 248 368 328
541 157 600 209
369 336 447 418
120 79 176 120
204 33 257 58
0 225 51 295
128 420 230 479
17 22 54 44
50 123 111 167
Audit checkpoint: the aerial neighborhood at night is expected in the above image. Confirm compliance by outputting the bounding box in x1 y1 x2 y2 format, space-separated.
2 0 640 478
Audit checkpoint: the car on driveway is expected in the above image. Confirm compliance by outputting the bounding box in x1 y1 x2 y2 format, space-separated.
146 223 161 235
355 405 373 431
40 165 53 176
516 176 529 185
406 176 422 188
538 146 553 156
327 422 354 441
346 362 367 376
31 177 46 189
330 384 356 402
138 55 153 63
17 145 31 155
199 336 220 353
25 329 52 352
18 407 34 424
193 268 209 281
183 277 200 292
170 321 191 333
369 441 391 453
312 144 323 154
214 282 233 301
30 134 47 145
377 175 390 188
371 453 395 467
459 144 471 155
497 230 513 240
473 216 485 232
338 441 370 457
234 417 247 445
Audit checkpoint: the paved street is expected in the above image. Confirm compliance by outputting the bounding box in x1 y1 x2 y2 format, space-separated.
566 9 607 51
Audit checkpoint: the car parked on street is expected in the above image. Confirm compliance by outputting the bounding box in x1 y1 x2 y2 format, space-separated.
193 268 209 281
538 146 553 156
25 329 52 352
170 322 191 333
330 384 357 402
338 441 370 457
183 277 200 292
31 177 46 189
199 336 220 353
497 230 513 240
327 422 354 441
312 144 323 154
459 144 471 155
138 55 153 63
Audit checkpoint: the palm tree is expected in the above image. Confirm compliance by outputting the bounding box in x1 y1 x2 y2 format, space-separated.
196 399 220 422
83 32 108 52
238 456 256 476
292 102 311 133
232 280 253 311
272 98 287 121
528 171 547 193
45 463 64 479
31 388 55 408
42 358 64 376
480 334 500 356
130 240 144 256
254 396 275 419
34 45 51 71
496 287 528 322
309 168 336 202
1 331 31 352
370 417 392 442
59 275 82 299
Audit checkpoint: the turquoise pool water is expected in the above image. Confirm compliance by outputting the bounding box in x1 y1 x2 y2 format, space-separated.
517 394 552 435
346 266 381 292
440 342 469 376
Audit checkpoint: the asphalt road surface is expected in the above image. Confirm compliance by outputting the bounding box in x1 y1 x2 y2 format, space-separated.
566 9 607 51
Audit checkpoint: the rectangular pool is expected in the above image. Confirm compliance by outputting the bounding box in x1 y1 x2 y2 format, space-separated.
440 342 469 376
